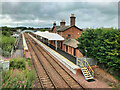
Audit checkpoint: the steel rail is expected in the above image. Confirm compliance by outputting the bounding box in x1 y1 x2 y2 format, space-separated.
25 34 57 89
28 33 85 89
25 34 44 88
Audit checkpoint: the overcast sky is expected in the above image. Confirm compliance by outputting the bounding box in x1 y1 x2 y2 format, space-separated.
0 0 118 28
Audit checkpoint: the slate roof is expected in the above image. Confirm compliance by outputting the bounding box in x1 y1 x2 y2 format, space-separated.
56 26 70 31
50 25 82 32
63 39 79 48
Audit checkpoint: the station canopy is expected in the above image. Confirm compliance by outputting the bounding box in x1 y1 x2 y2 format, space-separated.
33 31 64 41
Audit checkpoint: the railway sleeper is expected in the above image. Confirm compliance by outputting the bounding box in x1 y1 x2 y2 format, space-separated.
27 34 84 89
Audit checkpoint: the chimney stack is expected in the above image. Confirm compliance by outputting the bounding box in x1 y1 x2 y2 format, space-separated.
60 19 66 26
53 21 56 27
70 14 76 26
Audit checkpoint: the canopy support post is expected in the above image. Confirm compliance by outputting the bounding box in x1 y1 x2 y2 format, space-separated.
56 40 57 50
48 40 49 46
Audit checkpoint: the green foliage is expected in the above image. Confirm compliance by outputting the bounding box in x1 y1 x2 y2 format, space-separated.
2 69 36 88
2 31 10 37
2 70 13 84
0 35 16 57
27 58 31 67
25 70 35 82
0 27 17 57
40 28 49 32
1 26 17 34
2 57 36 88
10 58 26 69
77 28 120 73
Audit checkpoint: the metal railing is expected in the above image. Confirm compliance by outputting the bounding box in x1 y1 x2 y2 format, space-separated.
76 57 94 77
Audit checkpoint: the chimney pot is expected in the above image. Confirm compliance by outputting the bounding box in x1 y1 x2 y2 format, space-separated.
71 14 75 17
53 21 56 26
60 19 66 26
70 14 76 26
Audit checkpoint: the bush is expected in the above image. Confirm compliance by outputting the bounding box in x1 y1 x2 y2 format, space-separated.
77 28 120 80
0 35 16 57
10 58 26 69
77 28 120 71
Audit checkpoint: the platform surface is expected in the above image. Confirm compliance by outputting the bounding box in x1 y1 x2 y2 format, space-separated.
29 34 80 74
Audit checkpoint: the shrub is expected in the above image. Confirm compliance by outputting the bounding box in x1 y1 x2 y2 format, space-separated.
0 35 16 57
10 58 26 69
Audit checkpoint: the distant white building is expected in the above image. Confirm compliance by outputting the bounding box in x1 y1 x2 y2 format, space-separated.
12 34 19 38
17 29 21 33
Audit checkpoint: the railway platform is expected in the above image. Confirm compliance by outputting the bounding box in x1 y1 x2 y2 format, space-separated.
12 34 23 58
42 43 76 64
28 33 80 75
25 33 111 88
25 33 83 88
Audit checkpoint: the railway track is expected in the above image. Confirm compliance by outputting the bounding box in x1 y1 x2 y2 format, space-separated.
25 33 84 89
25 33 56 88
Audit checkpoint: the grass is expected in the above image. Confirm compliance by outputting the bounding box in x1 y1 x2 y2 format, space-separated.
2 58 36 88
111 84 120 90
27 58 31 67
107 82 113 87
98 64 120 82
111 73 120 82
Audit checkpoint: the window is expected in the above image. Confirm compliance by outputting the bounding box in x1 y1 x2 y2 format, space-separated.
66 45 68 52
74 48 76 56
68 34 71 37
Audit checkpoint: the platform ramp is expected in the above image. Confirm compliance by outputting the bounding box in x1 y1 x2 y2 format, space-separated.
76 58 94 80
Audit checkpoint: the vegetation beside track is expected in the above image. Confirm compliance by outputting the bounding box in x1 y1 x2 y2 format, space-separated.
77 28 120 81
0 30 16 57
2 58 36 88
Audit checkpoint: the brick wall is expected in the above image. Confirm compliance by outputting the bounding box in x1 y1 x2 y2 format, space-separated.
49 26 83 58
76 49 83 58
63 45 83 58
52 28 56 33
58 27 82 40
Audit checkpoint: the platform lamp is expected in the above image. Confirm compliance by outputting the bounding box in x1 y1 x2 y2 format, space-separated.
85 49 87 67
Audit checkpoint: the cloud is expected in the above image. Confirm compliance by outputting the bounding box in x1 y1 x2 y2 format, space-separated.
0 2 118 28
1 0 119 2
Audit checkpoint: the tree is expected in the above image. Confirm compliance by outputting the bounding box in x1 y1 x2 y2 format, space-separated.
77 28 120 72
2 31 11 37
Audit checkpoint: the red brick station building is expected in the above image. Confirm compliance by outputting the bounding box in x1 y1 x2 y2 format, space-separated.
49 14 83 58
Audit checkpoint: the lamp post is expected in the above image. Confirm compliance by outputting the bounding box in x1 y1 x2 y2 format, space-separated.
85 49 87 67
